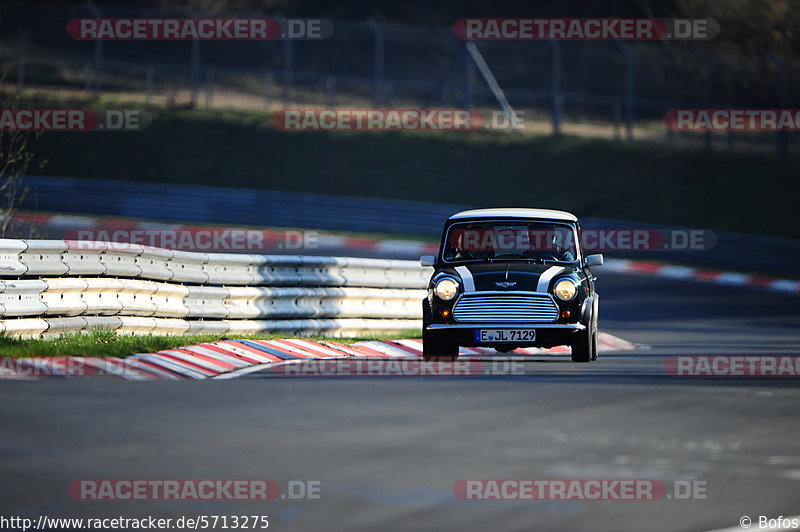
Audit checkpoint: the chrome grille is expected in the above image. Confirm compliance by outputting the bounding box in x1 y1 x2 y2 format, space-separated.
453 292 559 323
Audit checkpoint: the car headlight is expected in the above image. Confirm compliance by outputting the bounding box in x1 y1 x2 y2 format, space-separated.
434 278 459 300
553 278 578 301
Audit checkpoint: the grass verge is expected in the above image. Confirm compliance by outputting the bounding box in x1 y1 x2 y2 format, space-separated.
0 329 420 358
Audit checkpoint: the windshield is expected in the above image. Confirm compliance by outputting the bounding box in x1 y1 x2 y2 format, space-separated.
442 221 580 263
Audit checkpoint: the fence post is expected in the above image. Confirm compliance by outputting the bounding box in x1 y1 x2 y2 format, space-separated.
264 72 274 109
368 20 385 107
83 61 92 93
276 14 293 105
145 66 154 103
325 77 336 108
87 2 103 97
190 38 201 107
16 57 25 93
615 41 634 142
768 54 789 161
695 47 713 151
547 40 562 135
204 68 214 108
463 45 474 108
612 99 622 140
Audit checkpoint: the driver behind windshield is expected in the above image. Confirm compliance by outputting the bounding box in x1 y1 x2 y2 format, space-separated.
445 223 577 262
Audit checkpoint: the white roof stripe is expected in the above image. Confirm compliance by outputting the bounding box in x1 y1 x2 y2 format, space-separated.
449 208 578 222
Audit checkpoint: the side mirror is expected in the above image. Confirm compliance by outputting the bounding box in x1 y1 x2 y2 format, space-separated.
420 255 436 267
586 254 604 267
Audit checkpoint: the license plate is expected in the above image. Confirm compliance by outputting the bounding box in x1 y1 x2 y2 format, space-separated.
475 329 536 343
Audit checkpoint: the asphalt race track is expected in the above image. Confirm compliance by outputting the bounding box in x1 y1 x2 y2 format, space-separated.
1 272 799 531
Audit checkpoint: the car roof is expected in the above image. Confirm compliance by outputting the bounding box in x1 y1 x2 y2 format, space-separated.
447 208 578 222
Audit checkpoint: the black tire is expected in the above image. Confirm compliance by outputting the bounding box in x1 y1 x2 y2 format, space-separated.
494 344 517 353
422 300 459 361
571 324 597 363
422 332 459 361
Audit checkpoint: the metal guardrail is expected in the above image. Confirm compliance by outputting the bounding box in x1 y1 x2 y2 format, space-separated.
0 238 428 338
19 176 800 277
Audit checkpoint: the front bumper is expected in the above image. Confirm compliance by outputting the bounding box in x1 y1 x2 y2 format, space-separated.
426 323 585 331
425 322 584 348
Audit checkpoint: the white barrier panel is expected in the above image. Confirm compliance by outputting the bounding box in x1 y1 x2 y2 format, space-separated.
204 253 256 285
0 239 27 276
116 279 158 316
21 240 69 276
298 256 348 286
0 239 431 288
225 286 326 319
149 318 191 335
150 282 190 318
41 278 89 316
80 278 125 315
0 280 48 316
251 254 304 285
167 250 209 284
82 316 124 331
136 246 174 281
0 239 432 337
383 259 431 288
2 317 49 337
117 317 158 335
100 242 143 278
341 257 391 287
185 320 230 335
184 286 229 318
44 316 88 335
64 241 107 275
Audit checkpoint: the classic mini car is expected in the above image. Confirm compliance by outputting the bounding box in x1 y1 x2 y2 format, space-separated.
420 208 604 362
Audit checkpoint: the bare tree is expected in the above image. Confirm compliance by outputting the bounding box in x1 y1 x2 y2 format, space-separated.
0 96 42 237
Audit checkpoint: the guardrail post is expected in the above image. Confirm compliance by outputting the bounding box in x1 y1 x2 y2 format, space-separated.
547 40 562 135
768 54 789 161
368 20 385 107
615 40 634 142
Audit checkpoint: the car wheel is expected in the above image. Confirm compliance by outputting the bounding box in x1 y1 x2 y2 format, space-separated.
422 332 459 361
494 344 517 353
422 299 459 361
571 324 596 363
